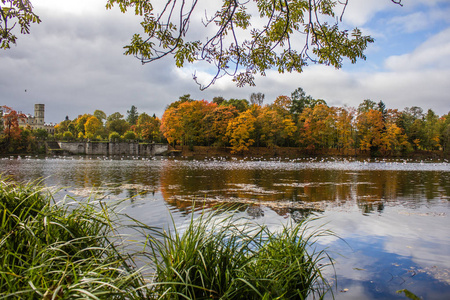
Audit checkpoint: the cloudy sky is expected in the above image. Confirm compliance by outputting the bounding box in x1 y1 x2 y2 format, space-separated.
1 0 449 124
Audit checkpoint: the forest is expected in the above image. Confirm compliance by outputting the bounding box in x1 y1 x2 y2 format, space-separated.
2 88 449 156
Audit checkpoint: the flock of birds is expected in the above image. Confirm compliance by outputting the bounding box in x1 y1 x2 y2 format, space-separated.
1 154 448 164
2 155 448 172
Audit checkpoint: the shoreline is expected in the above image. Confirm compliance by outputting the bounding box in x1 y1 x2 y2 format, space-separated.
172 145 448 160
1 144 448 160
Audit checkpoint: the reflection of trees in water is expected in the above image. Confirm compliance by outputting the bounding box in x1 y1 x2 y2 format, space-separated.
4 159 447 218
246 205 264 219
158 161 448 217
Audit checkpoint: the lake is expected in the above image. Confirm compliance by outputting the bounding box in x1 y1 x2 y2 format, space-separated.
1 155 449 299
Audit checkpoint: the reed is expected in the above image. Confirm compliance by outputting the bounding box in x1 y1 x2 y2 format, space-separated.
0 176 150 299
1 176 334 299
146 209 334 299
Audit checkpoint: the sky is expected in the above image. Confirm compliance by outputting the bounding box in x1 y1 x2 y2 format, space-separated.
1 0 450 124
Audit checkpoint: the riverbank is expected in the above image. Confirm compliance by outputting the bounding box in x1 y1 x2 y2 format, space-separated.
173 145 448 160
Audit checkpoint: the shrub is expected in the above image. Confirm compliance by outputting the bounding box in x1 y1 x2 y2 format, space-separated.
109 131 120 141
123 130 136 141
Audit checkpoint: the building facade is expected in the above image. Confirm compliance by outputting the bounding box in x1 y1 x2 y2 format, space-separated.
17 104 55 134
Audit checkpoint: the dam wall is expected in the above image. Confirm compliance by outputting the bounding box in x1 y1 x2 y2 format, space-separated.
55 142 168 156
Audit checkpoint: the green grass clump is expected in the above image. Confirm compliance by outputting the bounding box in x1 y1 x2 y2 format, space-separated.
147 210 334 299
0 176 149 299
1 175 335 299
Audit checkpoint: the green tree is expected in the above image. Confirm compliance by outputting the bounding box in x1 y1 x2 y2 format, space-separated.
212 96 226 106
93 110 107 124
126 105 139 125
107 112 129 135
105 0 404 88
440 113 450 154
32 128 48 140
358 99 377 113
290 87 314 117
224 99 249 113
63 131 74 141
109 131 120 141
123 130 136 140
54 119 71 135
74 114 92 136
423 109 441 150
0 0 41 49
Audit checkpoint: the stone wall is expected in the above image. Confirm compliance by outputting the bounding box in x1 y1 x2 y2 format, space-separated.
57 142 168 156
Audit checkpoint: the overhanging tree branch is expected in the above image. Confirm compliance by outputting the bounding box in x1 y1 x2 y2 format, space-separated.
106 0 403 89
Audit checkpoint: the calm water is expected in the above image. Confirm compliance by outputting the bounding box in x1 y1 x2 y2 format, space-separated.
1 155 449 299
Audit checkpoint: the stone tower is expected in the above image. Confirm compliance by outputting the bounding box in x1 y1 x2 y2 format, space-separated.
34 104 45 125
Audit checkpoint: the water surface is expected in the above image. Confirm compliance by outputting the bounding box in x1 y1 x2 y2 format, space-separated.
1 155 449 299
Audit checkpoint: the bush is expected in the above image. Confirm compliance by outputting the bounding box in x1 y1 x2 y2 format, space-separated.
109 131 120 141
63 131 73 140
123 130 136 141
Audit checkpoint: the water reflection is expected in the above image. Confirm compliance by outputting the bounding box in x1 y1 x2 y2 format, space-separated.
1 156 449 299
1 157 449 217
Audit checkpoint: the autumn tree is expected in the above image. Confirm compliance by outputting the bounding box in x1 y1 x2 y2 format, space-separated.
104 0 402 89
84 116 103 139
166 94 194 110
203 105 239 147
74 114 92 137
161 100 216 146
272 95 292 117
257 105 286 147
135 112 162 142
0 0 41 49
335 106 355 152
226 109 256 153
298 104 336 150
160 106 181 146
356 109 384 154
0 105 26 149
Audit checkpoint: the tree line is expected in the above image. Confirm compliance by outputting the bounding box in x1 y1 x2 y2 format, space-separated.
1 89 449 156
159 89 449 156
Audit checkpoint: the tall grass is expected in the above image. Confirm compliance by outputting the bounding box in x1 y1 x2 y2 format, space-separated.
0 176 150 299
146 209 334 299
1 176 335 299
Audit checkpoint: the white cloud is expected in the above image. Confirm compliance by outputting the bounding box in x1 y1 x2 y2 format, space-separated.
340 0 393 27
1 0 449 124
385 27 450 71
